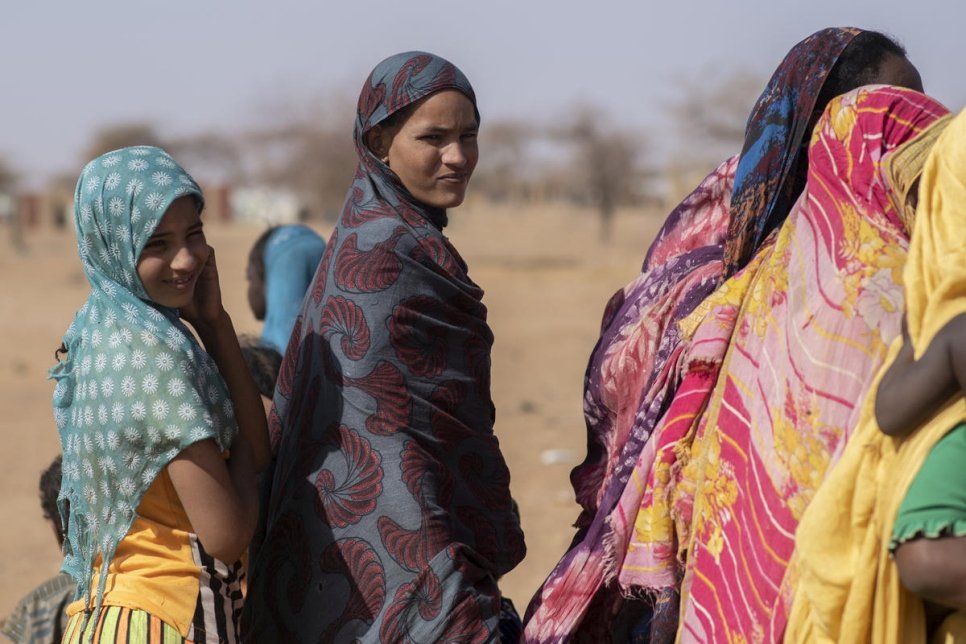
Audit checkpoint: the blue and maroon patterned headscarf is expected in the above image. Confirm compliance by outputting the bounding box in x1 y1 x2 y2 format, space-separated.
352 51 479 230
724 27 860 275
244 52 525 642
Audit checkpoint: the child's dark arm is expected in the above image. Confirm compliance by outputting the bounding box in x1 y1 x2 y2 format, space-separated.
876 315 965 436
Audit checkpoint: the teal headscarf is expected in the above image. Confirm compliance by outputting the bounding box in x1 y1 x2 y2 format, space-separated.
49 146 237 632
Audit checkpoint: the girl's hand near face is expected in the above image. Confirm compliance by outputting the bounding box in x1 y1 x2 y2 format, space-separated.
180 245 225 329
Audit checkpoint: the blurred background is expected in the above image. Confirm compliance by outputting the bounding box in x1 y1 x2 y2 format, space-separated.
2 0 963 622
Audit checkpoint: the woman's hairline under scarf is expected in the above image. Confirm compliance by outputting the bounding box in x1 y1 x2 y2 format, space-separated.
724 27 862 277
354 51 479 158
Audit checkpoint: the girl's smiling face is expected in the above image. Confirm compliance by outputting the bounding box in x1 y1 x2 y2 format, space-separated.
136 196 209 308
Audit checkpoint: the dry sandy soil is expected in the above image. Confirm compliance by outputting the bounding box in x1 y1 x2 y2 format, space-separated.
0 202 665 624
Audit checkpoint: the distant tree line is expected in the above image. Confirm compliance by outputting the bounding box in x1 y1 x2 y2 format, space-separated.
1 68 765 243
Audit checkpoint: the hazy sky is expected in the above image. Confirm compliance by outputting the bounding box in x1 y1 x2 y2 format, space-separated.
2 0 964 188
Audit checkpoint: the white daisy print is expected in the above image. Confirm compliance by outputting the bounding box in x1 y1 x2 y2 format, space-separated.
223 399 235 418
130 349 147 369
105 171 122 190
108 196 125 216
118 478 136 496
179 174 193 185
131 401 147 420
165 328 185 348
83 435 93 452
130 147 151 156
151 399 169 420
95 431 106 449
147 427 160 443
190 426 208 441
112 353 127 371
140 331 158 347
142 468 157 486
126 179 144 197
83 406 94 426
177 402 196 421
98 248 112 265
127 158 148 172
103 309 117 326
111 402 125 423
79 235 93 256
151 171 172 186
97 455 116 474
91 330 103 347
86 176 102 193
79 203 93 224
123 427 139 442
63 461 80 481
122 303 139 322
142 373 159 394
102 281 117 300
174 186 188 196
95 354 107 372
80 355 93 375
164 425 180 440
155 352 174 371
145 192 166 211
100 378 114 397
156 156 175 168
120 328 133 342
54 409 67 429
101 155 121 168
167 378 186 397
123 452 142 470
147 307 164 322
89 307 100 324
83 484 97 504
98 405 108 424
87 381 98 399
131 207 142 224
108 332 123 349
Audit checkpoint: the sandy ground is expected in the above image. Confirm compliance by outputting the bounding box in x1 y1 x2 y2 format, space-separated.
0 202 665 623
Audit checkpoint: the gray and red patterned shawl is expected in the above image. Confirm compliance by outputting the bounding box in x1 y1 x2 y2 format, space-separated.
243 52 525 642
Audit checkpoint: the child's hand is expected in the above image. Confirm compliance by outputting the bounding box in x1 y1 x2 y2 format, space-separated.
181 246 225 328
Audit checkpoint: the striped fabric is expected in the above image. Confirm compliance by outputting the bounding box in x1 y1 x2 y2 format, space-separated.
64 607 191 644
186 535 243 643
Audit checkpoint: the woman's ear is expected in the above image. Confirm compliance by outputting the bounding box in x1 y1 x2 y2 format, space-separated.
367 126 392 164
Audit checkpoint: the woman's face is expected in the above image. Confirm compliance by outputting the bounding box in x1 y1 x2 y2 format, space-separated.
373 90 479 209
137 196 209 308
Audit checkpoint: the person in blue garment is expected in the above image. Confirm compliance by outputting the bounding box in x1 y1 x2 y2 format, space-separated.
246 225 326 353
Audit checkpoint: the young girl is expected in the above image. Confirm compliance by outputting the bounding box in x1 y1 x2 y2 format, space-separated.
50 146 269 643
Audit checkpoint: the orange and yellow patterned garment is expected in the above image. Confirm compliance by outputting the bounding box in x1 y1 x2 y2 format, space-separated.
604 85 950 642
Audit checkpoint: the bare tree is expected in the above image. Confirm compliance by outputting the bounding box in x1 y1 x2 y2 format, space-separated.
664 68 766 198
167 132 245 185
473 119 532 203
565 105 646 241
82 123 167 162
242 92 358 219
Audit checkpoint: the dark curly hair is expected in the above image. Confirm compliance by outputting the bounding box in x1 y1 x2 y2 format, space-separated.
239 336 283 399
40 455 66 546
815 31 908 111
